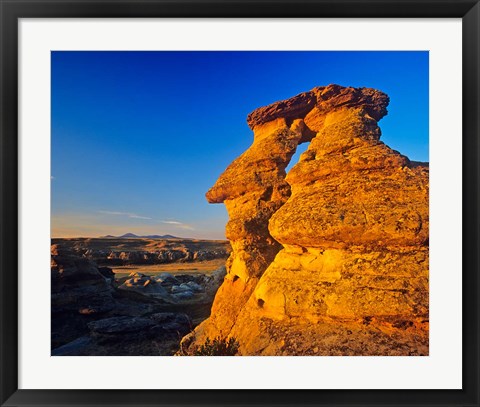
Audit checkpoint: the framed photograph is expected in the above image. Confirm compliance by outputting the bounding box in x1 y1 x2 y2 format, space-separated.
1 0 478 406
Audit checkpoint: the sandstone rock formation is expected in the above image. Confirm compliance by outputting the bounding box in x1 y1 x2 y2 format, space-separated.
186 84 429 356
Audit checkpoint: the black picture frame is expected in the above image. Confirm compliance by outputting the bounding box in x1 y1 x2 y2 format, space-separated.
1 1 478 406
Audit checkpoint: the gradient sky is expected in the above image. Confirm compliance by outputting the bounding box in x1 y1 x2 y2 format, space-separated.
51 51 428 239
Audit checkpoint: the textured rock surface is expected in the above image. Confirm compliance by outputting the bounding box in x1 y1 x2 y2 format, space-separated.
53 313 193 356
187 84 429 355
118 267 226 305
51 244 116 316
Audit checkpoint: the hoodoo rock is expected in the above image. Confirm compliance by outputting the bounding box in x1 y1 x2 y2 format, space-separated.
186 84 429 355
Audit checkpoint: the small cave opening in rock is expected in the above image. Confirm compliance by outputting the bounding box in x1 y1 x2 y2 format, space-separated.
285 142 310 174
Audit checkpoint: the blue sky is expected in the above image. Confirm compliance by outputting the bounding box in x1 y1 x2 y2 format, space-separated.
51 51 428 239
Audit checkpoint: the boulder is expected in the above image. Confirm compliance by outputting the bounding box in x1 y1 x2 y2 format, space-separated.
149 312 192 335
156 272 179 285
185 281 204 293
51 245 115 315
119 273 170 300
88 316 156 335
171 284 193 294
171 291 195 301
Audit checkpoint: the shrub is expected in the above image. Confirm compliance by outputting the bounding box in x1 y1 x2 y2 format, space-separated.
176 333 240 356
193 336 240 356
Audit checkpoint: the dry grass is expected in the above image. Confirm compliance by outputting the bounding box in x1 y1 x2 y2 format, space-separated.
111 259 225 278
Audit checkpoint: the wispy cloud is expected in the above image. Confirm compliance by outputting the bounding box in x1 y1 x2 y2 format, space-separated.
129 214 152 220
161 220 195 230
98 210 152 220
97 211 193 229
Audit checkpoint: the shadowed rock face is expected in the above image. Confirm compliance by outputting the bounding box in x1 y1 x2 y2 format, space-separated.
51 244 226 355
189 84 429 356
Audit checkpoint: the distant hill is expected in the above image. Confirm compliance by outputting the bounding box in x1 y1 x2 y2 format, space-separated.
119 233 139 238
142 234 178 239
100 233 180 239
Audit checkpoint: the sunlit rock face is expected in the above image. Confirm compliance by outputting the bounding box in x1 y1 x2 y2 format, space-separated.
187 84 429 355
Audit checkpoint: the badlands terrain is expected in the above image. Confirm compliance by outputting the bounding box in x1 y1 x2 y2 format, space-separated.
51 236 229 267
51 237 230 355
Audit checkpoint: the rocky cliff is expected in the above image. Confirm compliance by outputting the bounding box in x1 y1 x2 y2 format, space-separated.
184 84 429 356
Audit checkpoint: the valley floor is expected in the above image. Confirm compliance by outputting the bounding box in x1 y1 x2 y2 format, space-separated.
111 259 225 278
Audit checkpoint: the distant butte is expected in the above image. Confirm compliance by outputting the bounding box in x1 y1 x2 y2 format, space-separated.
100 233 180 239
